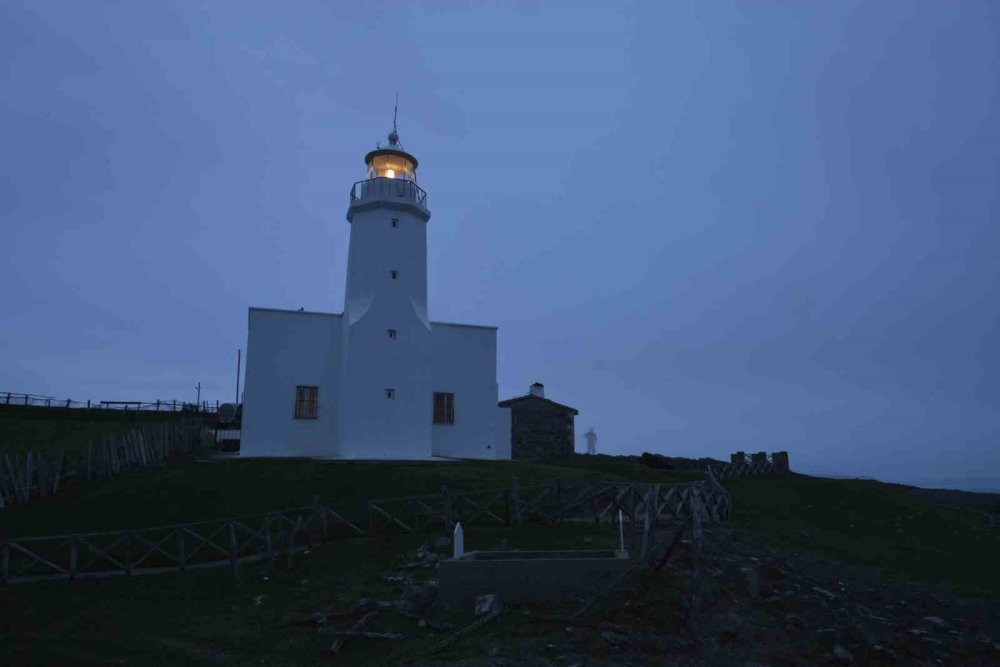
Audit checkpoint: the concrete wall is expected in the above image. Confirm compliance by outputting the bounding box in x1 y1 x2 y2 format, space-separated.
430 322 506 460
241 308 342 457
338 197 434 459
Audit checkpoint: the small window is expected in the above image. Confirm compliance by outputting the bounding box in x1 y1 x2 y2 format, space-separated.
388 329 397 339
391 217 399 228
386 388 395 400
294 385 318 419
391 270 398 280
433 392 455 425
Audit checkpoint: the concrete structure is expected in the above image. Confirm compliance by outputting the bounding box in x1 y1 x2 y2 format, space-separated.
438 550 631 610
240 122 511 460
498 383 578 460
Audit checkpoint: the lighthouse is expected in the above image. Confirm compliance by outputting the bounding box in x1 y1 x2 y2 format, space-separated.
338 123 433 458
240 115 512 460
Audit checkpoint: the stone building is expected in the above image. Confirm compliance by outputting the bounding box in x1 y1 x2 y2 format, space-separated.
498 383 578 460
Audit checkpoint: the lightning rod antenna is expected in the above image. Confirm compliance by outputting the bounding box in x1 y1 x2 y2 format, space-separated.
393 92 398 134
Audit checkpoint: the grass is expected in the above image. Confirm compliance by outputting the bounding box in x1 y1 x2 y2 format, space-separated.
3 444 999 665
0 456 699 538
1 521 631 667
725 473 1000 599
0 405 209 458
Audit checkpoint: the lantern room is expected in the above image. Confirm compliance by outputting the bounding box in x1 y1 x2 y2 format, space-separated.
364 130 418 182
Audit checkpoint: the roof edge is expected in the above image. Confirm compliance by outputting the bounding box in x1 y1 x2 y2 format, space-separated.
498 394 579 415
249 307 342 318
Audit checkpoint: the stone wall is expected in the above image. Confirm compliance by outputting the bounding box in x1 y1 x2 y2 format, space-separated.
509 400 575 460
730 450 791 472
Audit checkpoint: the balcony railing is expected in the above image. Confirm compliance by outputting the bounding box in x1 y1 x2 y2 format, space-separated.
350 177 427 209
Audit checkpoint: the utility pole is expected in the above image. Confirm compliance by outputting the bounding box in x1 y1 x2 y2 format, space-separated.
236 349 242 404
195 382 201 408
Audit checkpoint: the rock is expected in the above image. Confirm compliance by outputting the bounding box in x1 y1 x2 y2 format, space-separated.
782 613 806 631
831 644 853 664
399 580 439 613
417 618 453 631
921 616 947 629
383 574 406 587
815 628 840 648
799 530 812 539
431 535 452 551
813 586 836 600
908 628 929 637
354 597 375 610
870 644 899 662
475 593 502 617
600 630 627 646
377 601 395 610
740 567 759 598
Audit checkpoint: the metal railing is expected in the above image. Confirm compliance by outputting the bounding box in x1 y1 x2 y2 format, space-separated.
349 177 427 208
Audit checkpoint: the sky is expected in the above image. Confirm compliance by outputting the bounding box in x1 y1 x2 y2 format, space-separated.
1 1 998 492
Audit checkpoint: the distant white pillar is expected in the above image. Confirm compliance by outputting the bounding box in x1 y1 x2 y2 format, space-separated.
584 427 597 455
453 522 464 559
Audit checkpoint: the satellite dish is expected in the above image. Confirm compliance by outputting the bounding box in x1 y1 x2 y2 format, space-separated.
219 403 239 423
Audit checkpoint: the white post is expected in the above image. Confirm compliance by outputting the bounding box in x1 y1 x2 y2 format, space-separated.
618 510 625 553
453 521 464 559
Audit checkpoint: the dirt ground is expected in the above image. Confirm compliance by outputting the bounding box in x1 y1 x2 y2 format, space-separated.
396 524 1000 666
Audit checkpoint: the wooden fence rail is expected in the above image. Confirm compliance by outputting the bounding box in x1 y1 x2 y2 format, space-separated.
1 392 220 413
0 418 208 510
0 476 731 586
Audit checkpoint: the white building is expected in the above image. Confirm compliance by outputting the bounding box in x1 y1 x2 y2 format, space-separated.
240 125 511 460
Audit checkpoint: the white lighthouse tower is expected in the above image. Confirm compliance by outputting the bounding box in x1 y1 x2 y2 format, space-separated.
239 112 512 461
338 119 434 459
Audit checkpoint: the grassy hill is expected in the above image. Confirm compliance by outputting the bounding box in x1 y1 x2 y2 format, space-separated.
0 404 211 458
725 473 1000 599
0 454 701 538
1 454 998 665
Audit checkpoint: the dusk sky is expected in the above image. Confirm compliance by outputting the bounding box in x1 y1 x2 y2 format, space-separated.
2 1 997 491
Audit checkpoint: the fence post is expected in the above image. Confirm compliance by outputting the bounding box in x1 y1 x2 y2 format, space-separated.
177 529 186 572
263 515 274 561
286 515 303 571
229 522 240 586
156 400 160 412
640 484 659 559
442 485 452 533
510 477 522 525
314 496 328 541
690 487 704 618
503 488 510 526
125 532 134 576
87 399 90 409
69 535 78 581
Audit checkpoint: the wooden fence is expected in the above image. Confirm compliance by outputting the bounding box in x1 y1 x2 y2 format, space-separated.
0 419 208 510
0 476 731 586
1 392 218 413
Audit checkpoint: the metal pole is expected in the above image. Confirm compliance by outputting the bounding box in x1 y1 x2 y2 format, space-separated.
236 349 241 404
196 382 201 408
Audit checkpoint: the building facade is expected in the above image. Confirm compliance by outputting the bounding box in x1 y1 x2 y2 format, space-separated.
498 383 578 460
240 125 511 460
